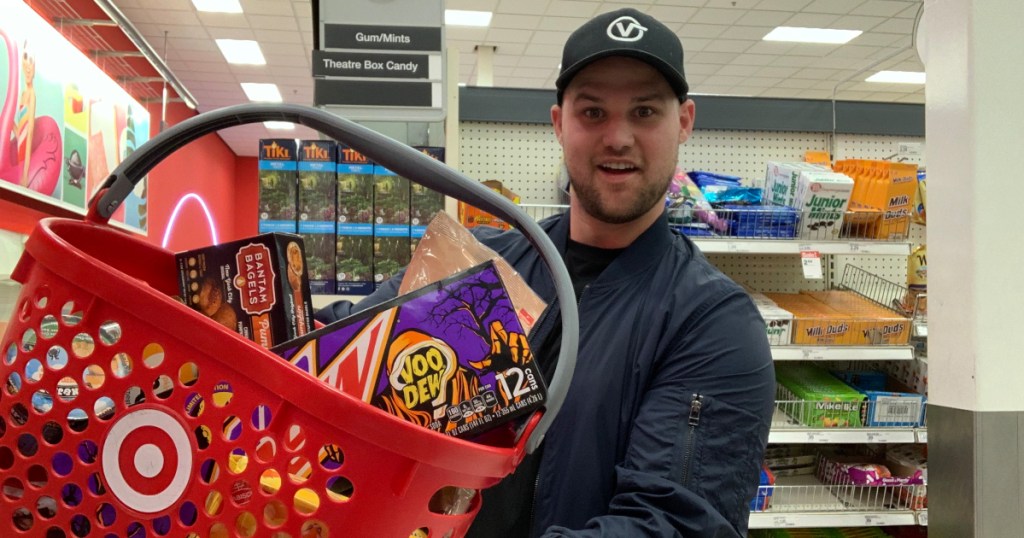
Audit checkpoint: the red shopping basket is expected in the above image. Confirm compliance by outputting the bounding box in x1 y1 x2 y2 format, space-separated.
0 104 579 538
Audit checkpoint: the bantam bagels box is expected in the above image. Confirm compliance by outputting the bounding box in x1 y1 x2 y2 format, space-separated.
176 233 315 349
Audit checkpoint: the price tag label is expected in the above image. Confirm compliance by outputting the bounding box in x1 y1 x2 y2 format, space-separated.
917 430 928 443
772 516 795 527
865 432 890 443
727 243 749 253
806 431 828 443
801 347 827 361
918 511 929 526
801 250 823 280
914 321 928 338
864 515 887 526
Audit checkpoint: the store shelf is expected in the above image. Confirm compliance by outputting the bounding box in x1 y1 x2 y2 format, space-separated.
692 240 911 256
771 346 914 362
748 475 922 529
769 408 925 444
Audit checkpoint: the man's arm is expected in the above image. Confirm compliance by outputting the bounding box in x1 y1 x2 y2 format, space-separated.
545 290 775 537
313 268 405 325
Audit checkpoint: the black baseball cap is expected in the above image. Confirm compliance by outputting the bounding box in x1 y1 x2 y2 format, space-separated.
556 8 689 103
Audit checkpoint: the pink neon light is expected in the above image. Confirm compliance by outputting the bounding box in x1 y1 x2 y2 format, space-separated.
161 193 219 248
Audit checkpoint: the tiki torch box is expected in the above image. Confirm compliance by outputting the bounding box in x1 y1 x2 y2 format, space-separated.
271 261 547 439
176 233 315 350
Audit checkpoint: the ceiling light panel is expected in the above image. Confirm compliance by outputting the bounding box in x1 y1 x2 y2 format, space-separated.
763 26 862 44
445 10 493 27
866 71 926 84
216 39 266 64
192 0 242 13
241 83 283 102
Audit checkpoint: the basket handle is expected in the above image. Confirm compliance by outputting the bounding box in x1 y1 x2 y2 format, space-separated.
90 103 576 454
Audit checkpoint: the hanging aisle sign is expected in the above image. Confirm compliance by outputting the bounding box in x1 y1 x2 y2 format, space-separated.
314 0 445 122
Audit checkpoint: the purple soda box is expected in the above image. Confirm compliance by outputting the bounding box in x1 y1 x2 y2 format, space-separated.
271 261 546 439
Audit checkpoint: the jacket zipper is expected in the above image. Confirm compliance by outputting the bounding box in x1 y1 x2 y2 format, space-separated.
680 394 703 486
529 283 588 536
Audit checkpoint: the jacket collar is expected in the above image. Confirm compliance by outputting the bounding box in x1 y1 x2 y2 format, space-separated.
548 209 678 284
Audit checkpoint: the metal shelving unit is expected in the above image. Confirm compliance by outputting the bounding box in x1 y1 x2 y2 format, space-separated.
747 475 924 529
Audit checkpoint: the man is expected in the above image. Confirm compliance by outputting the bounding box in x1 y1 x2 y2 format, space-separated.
317 8 775 537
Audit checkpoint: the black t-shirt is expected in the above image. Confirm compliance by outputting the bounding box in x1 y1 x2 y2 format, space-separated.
466 238 623 538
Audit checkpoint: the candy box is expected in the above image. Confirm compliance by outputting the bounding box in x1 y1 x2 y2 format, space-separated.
272 261 547 439
176 233 315 349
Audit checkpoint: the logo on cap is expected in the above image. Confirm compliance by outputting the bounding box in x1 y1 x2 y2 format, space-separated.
607 16 647 42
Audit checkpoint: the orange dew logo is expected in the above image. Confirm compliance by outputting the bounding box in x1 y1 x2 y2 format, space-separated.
233 244 276 315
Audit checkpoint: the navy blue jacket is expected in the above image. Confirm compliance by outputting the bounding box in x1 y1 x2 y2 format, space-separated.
317 210 775 537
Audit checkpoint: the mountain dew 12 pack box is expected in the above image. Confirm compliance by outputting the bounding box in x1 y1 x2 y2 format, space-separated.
271 261 547 439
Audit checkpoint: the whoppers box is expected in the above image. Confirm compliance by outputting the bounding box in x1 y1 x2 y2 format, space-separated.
335 144 375 295
298 140 337 294
272 261 547 439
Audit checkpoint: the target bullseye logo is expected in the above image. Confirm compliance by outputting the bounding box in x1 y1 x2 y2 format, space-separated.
101 408 193 513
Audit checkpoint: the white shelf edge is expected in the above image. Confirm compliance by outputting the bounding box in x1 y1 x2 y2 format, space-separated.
694 239 911 256
771 346 914 361
769 428 920 444
748 511 918 529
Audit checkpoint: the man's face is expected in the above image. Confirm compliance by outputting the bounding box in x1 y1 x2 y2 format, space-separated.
552 56 694 225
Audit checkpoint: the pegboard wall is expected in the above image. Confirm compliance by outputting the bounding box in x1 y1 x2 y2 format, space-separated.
458 120 926 295
459 122 924 205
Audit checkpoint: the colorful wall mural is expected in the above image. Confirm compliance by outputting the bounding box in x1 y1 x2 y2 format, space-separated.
1 2 150 233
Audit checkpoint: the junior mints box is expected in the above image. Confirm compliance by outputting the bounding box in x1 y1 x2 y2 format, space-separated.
272 261 547 439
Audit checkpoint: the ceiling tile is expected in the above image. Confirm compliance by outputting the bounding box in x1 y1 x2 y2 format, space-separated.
151 25 210 40
255 29 304 44
517 55 558 68
139 0 193 10
145 9 203 26
774 78 818 89
197 12 251 28
771 55 823 67
851 1 914 17
802 0 860 15
864 91 913 101
448 27 490 42
735 9 793 26
872 17 915 34
689 8 746 25
185 61 229 73
834 90 873 100
291 2 312 19
497 0 553 16
686 63 723 75
851 31 904 47
723 25 774 40
203 27 256 40
682 37 712 51
745 41 796 55
793 66 841 79
785 43 835 57
783 12 840 27
247 14 297 31
743 76 785 86
486 28 531 43
703 74 752 86
702 39 758 53
796 88 833 99
753 0 814 11
896 4 923 19
487 42 528 56
680 23 730 38
818 57 872 69
831 15 887 31
524 43 564 57
896 93 925 103
491 14 543 30
690 51 741 64
755 65 800 77
537 16 588 31
448 0 500 9
120 7 156 24
827 45 882 58
512 67 556 78
702 0 751 7
647 6 698 23
691 85 737 95
532 30 572 45
715 64 763 76
186 71 239 83
547 1 601 16
241 0 296 16
169 37 218 52
656 0 710 6
757 87 803 97
728 53 777 66
731 86 770 97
